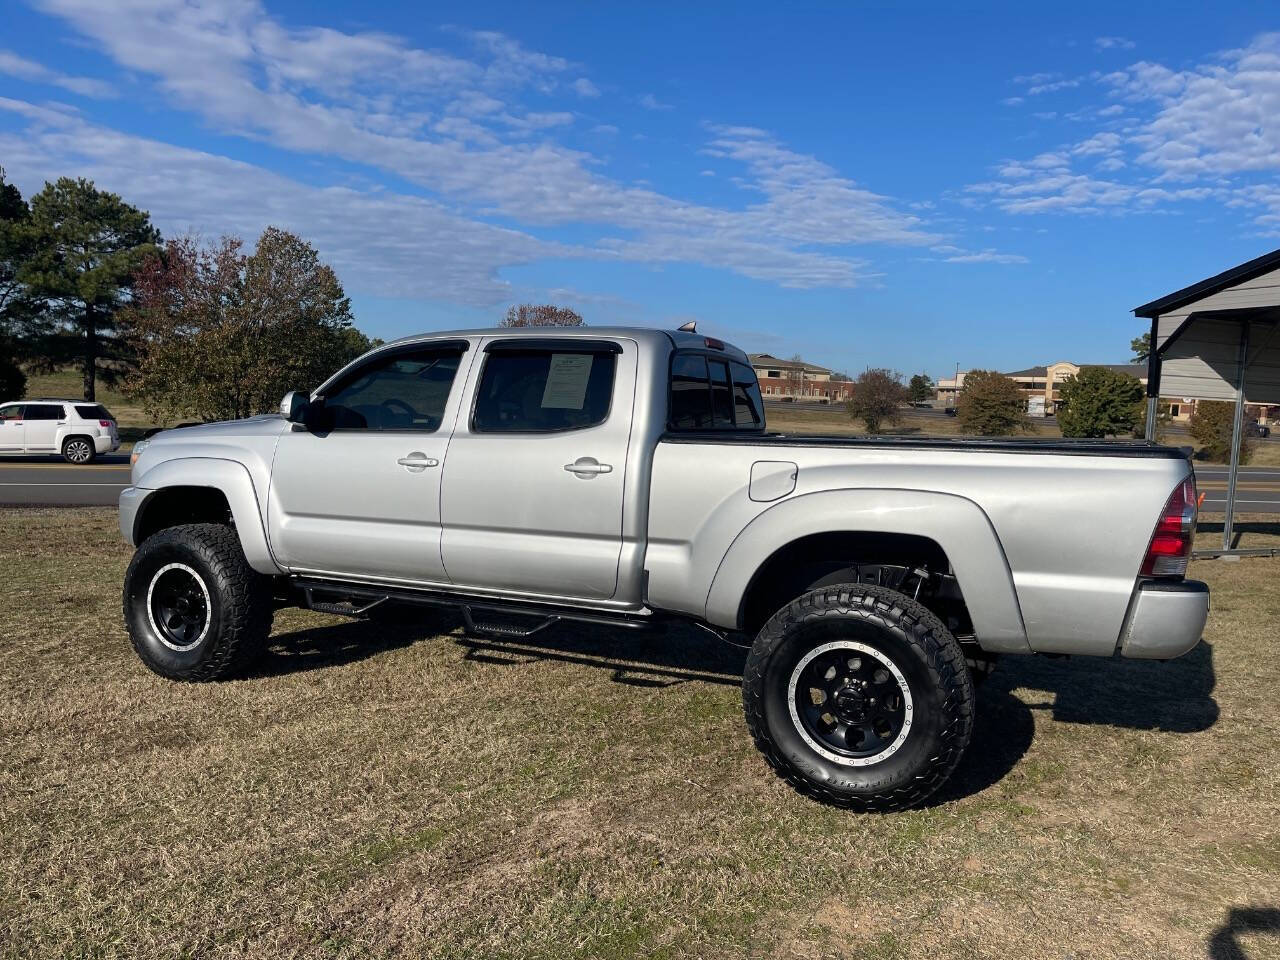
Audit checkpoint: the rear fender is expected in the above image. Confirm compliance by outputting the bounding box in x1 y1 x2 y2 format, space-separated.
704 488 1029 653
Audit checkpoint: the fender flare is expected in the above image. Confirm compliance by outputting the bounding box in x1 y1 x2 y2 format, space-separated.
704 488 1029 653
128 457 282 575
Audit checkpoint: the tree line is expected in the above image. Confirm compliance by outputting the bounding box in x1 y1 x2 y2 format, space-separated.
843 361 1247 459
0 169 377 422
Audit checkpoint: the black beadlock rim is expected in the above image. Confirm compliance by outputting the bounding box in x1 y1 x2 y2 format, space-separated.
146 563 212 651
788 640 912 765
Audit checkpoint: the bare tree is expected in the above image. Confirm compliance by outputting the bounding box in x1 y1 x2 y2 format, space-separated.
783 354 806 399
501 304 585 327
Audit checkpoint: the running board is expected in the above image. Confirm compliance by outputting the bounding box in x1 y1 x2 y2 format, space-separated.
292 577 657 632
460 607 558 639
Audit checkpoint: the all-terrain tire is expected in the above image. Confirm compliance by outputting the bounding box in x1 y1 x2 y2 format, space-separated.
743 583 974 811
123 523 274 681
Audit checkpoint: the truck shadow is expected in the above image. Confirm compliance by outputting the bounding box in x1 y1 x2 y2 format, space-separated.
991 639 1219 734
1196 519 1280 549
1207 907 1280 960
255 618 1218 803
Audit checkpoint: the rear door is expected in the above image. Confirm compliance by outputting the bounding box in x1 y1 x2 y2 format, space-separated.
439 337 637 601
0 405 24 451
22 404 64 453
267 341 472 584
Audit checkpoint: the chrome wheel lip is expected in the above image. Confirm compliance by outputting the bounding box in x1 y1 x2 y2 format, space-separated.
146 562 212 652
787 639 914 767
65 440 92 462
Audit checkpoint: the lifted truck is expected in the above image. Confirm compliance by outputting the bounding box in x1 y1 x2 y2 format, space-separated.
119 327 1209 809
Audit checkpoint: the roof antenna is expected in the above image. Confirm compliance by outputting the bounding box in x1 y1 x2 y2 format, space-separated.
677 320 697 332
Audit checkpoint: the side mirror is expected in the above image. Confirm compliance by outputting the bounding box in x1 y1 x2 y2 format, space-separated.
280 391 310 424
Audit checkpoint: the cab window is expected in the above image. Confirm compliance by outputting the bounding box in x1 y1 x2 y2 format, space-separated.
24 404 63 421
0 405 23 421
321 347 463 432
473 344 617 433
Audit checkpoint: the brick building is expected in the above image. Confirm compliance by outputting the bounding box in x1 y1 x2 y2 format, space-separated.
748 354 854 404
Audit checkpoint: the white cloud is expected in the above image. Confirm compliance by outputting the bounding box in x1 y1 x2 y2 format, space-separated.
971 32 1280 228
571 77 600 98
638 93 672 110
15 0 953 292
0 48 115 98
944 250 1029 264
1095 36 1136 51
0 98 558 304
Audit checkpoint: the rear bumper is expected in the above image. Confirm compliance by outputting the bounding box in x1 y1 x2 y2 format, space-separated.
95 434 120 453
1118 579 1210 660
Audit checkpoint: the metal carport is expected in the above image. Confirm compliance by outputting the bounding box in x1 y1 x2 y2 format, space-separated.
1135 249 1280 556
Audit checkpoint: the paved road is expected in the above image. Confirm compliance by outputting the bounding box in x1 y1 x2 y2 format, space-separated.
1192 466 1280 514
2 454 1277 513
0 455 132 506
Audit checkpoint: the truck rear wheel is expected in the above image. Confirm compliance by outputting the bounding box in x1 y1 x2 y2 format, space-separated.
742 583 974 811
123 523 273 681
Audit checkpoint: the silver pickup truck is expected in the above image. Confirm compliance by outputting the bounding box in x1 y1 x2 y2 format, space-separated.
119 326 1209 809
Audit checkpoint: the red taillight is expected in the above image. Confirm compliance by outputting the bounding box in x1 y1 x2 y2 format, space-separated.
1141 476 1197 577
99 420 113 428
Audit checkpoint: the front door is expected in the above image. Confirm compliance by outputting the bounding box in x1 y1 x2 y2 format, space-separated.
267 342 472 584
0 405 24 451
440 337 636 602
22 403 64 453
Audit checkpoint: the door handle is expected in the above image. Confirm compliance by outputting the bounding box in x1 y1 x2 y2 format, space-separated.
563 457 613 478
397 453 439 472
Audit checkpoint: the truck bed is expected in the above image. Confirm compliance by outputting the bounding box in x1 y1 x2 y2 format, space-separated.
661 431 1190 459
644 432 1193 656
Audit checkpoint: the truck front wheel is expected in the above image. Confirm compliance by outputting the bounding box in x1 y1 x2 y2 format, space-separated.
123 523 274 681
743 583 974 811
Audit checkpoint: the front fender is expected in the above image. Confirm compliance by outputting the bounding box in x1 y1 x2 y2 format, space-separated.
703 488 1029 653
122 457 282 575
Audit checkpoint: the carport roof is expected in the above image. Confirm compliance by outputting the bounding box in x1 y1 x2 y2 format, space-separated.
1133 247 1280 318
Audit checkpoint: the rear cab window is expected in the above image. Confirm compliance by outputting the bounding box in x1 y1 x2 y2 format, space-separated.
23 404 64 421
473 341 619 433
667 351 764 432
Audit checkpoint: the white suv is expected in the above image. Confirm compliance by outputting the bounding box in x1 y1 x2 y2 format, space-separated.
0 399 121 463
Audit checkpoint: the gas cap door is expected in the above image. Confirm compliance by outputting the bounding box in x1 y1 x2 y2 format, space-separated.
749 460 798 502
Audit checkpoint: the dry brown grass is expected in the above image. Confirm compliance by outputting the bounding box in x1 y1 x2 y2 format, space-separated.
2 508 1279 959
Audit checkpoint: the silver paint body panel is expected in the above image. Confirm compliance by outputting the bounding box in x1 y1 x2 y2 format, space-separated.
119 326 1204 658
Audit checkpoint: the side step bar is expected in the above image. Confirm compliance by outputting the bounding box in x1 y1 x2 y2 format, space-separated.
293 576 657 634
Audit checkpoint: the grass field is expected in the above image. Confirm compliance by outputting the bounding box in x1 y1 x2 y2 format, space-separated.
2 508 1278 959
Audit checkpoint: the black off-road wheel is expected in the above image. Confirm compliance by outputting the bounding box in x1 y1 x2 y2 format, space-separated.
123 523 274 681
743 583 974 811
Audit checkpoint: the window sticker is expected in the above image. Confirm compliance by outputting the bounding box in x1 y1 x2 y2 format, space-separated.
541 354 594 409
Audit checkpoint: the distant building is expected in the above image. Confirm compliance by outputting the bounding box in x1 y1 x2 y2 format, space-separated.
749 353 855 404
936 361 1152 416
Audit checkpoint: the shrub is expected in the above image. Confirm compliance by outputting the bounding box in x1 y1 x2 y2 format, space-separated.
1190 400 1254 464
956 370 1028 436
1056 366 1144 438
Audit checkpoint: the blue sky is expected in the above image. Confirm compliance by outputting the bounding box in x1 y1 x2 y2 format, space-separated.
2 1 1279 380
